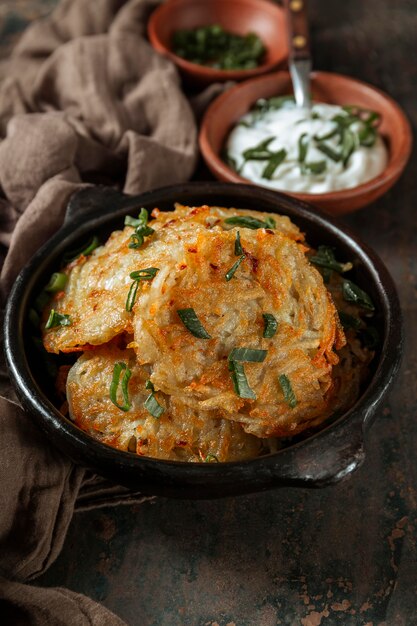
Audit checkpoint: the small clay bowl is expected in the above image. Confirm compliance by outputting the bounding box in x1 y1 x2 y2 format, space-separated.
199 71 413 215
147 0 288 86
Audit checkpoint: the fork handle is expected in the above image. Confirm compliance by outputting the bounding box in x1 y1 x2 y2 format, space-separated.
284 0 311 61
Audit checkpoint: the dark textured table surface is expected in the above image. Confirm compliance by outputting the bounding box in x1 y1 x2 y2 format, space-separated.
2 1 416 624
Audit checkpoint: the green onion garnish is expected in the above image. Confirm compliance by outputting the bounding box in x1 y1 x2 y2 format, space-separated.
298 133 309 163
358 124 377 147
342 280 375 311
313 127 339 142
262 313 278 338
224 216 275 230
234 231 243 256
242 137 275 161
341 128 356 167
204 453 219 463
261 149 287 180
302 160 327 175
228 347 267 363
144 396 163 418
110 362 132 412
144 379 165 418
125 267 159 312
63 235 99 263
317 142 342 162
264 216 276 229
228 359 256 399
125 208 155 250
309 246 352 274
262 149 287 180
45 309 71 329
45 272 68 293
338 311 362 330
177 308 211 339
130 267 159 281
126 280 140 313
124 208 148 229
278 374 297 408
253 95 295 114
225 254 246 281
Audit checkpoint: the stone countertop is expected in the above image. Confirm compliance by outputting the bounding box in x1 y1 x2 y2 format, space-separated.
2 1 416 624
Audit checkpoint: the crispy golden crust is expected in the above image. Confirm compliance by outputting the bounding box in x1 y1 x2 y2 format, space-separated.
41 203 373 461
42 205 302 355
67 344 262 462
132 224 344 438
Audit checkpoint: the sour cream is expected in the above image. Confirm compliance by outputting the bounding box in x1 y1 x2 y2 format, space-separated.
226 101 388 194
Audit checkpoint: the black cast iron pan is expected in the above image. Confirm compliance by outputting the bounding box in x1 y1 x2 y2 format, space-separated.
4 183 402 498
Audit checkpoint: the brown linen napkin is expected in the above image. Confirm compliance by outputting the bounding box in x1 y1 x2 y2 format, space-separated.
0 0 200 623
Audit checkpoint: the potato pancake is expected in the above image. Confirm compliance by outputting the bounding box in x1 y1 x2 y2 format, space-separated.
42 204 374 460
67 344 262 462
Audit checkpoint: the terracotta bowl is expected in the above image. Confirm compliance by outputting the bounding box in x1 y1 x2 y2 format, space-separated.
147 0 288 85
199 71 413 215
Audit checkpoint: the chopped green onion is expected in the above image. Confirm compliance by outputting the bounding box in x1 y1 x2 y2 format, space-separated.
313 127 339 142
338 311 362 330
128 435 137 453
228 359 256 399
126 280 140 313
342 280 375 310
45 272 68 293
253 95 295 113
124 208 148 229
63 236 99 263
262 149 287 180
130 267 159 281
225 254 246 281
302 160 327 175
45 309 71 329
234 231 243 256
278 374 297 408
126 267 159 312
144 380 165 418
265 216 276 229
110 362 132 412
242 137 275 161
177 308 211 339
262 313 278 338
309 246 352 274
359 124 377 147
228 347 267 363
298 133 309 163
204 454 219 463
341 128 356 167
125 208 155 250
225 215 275 230
317 142 342 162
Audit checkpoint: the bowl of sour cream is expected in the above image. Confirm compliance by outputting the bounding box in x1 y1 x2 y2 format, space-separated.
199 71 412 214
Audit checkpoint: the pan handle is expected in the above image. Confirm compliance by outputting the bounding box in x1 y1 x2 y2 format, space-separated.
273 412 368 488
64 186 142 225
